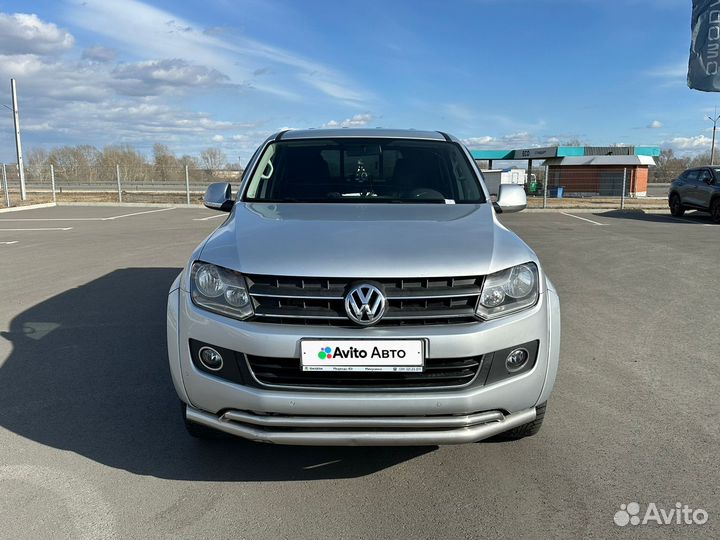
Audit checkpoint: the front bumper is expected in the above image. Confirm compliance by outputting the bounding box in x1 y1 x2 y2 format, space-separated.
186 405 537 446
167 280 560 445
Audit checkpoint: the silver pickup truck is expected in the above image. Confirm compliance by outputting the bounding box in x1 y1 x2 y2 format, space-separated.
167 128 561 445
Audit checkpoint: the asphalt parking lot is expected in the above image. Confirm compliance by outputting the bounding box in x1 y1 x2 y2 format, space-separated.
0 204 718 539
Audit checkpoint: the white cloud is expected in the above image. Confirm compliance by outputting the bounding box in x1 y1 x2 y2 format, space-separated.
0 4 374 161
65 0 372 104
0 12 74 54
322 113 375 128
646 62 687 88
647 63 686 78
82 45 117 63
648 120 663 129
111 59 232 95
462 131 535 149
0 10 265 159
664 135 712 150
463 136 495 146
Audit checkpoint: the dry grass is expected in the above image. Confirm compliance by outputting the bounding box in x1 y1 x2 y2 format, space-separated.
1 190 205 208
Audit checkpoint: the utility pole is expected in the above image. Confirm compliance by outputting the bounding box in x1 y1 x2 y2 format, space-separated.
707 108 720 166
10 79 26 200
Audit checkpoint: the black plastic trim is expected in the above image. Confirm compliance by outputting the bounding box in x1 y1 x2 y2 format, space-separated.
274 129 291 141
482 340 540 386
189 339 249 385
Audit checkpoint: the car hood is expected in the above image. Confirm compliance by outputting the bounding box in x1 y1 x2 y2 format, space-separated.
199 202 537 278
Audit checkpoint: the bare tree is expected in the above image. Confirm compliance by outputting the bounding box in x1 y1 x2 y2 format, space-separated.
653 148 692 183
153 143 180 183
200 147 227 171
178 154 200 169
49 145 100 182
97 145 149 183
25 148 50 183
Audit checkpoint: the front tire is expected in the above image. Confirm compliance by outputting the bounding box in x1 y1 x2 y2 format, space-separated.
669 193 685 217
492 402 547 441
711 198 720 224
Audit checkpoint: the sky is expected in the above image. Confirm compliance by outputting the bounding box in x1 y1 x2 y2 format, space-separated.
0 0 716 163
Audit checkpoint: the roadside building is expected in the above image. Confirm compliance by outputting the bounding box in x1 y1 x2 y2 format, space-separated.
471 146 660 197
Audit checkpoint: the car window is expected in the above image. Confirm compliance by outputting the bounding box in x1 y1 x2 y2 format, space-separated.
243 138 486 204
698 169 713 183
684 170 700 182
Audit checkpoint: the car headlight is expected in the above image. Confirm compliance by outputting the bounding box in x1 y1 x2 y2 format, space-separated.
476 262 539 320
190 261 253 320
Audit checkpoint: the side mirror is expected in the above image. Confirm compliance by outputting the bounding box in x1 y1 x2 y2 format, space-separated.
203 182 234 212
493 184 527 214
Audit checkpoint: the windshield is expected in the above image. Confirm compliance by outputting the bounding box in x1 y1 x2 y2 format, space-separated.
243 138 486 204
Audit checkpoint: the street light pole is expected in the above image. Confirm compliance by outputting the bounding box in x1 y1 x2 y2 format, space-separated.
707 109 720 166
10 79 26 200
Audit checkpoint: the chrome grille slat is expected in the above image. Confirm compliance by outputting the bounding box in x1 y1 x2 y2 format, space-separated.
245 274 483 326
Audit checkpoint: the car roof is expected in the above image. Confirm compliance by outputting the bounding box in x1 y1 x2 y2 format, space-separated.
276 128 455 142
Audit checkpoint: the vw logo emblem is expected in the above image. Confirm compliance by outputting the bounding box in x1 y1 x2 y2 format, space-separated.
344 284 386 326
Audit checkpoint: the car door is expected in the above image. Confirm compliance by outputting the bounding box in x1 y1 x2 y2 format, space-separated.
696 168 716 209
678 169 699 206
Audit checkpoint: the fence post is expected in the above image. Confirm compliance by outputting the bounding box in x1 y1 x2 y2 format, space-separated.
542 166 548 209
50 164 57 203
185 165 190 205
116 164 122 203
621 168 627 210
2 163 10 207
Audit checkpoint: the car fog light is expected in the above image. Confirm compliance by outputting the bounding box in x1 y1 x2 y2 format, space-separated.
198 346 223 371
505 348 529 372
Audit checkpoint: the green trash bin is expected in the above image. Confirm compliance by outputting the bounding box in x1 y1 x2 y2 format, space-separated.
529 179 538 194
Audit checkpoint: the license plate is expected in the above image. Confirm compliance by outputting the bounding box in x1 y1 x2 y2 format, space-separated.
300 339 424 372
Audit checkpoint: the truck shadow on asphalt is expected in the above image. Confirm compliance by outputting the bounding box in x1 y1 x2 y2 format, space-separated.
0 268 433 481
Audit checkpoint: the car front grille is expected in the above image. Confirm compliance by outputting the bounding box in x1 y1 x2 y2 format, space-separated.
246 354 486 389
245 274 483 326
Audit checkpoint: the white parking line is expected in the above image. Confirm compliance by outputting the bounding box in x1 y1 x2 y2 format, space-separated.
104 207 176 220
0 218 108 221
0 227 72 231
0 240 18 245
0 217 104 221
192 214 226 221
0 207 176 222
560 212 607 226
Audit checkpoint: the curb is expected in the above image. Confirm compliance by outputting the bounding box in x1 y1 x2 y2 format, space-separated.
56 202 202 208
0 202 57 213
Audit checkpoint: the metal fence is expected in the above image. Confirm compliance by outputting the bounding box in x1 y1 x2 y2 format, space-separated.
1 163 242 207
526 166 669 209
1 162 670 210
